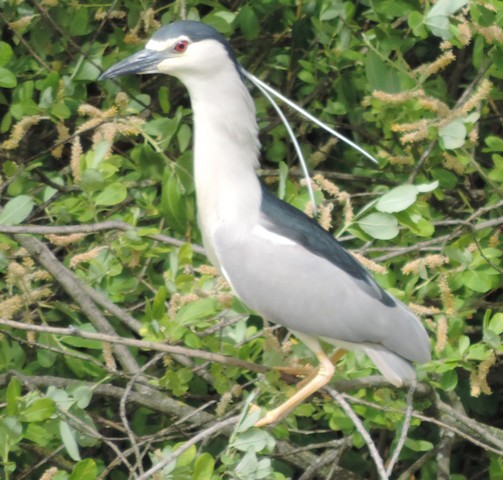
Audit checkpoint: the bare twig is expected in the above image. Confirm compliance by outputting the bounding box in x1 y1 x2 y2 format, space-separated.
386 381 415 475
339 393 503 455
397 444 438 480
137 415 240 480
297 437 352 480
436 428 456 480
0 221 205 255
374 214 503 262
326 387 388 480
0 318 268 374
120 353 164 476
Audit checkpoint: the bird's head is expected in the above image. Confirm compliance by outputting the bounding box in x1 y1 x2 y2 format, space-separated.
99 20 240 82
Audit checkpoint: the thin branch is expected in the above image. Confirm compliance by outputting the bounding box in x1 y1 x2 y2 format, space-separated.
120 354 164 476
397 444 439 480
340 393 503 455
136 415 240 480
436 429 456 480
297 437 352 480
386 381 415 475
0 318 268 374
0 221 205 255
437 397 503 449
326 387 388 480
374 214 503 262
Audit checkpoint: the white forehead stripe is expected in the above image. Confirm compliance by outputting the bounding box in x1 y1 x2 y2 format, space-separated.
146 36 190 51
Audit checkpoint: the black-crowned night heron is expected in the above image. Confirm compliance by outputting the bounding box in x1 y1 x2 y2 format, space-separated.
100 20 430 427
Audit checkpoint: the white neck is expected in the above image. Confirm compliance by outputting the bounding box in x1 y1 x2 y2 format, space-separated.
180 65 261 263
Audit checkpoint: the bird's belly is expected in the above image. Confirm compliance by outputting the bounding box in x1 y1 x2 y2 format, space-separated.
218 237 388 344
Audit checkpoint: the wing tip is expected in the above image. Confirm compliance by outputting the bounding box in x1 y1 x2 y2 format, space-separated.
364 347 418 387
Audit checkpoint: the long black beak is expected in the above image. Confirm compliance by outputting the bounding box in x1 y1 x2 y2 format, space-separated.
99 49 167 80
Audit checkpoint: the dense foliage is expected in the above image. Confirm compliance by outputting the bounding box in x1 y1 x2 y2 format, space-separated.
0 0 502 478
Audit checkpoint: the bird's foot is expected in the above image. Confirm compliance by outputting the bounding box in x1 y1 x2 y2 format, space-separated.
254 406 290 427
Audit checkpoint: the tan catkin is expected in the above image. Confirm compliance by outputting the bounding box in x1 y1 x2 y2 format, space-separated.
435 316 448 353
102 342 117 371
69 246 107 268
350 252 388 275
70 136 83 183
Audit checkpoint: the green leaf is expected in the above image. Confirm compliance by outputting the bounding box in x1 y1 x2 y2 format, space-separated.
439 369 458 391
0 195 35 225
238 5 260 40
235 450 258 476
94 182 127 206
235 407 263 433
193 453 214 480
20 398 56 422
415 180 439 193
376 185 418 213
61 324 103 349
50 101 71 120
358 212 399 240
232 429 274 453
90 140 111 167
204 12 236 35
152 285 168 320
461 269 495 293
69 459 98 480
466 343 491 361
278 161 288 199
25 423 51 447
408 11 427 38
177 124 192 152
439 119 467 149
0 68 17 88
489 454 503 479
488 313 503 335
74 59 101 81
174 297 218 325
175 443 197 467
69 384 93 409
0 417 23 449
6 378 21 416
0 42 13 66
161 168 188 234
405 438 434 452
80 168 104 193
365 51 401 93
484 135 503 152
425 0 468 39
60 420 81 461
158 86 170 113
69 7 90 36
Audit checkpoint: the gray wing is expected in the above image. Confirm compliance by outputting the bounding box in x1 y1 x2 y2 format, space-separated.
212 190 430 365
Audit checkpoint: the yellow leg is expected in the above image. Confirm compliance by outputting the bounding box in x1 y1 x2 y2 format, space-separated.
273 365 313 376
330 348 347 364
255 335 336 427
294 348 346 391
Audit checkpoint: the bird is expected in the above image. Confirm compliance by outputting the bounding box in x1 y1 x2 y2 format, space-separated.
99 20 431 427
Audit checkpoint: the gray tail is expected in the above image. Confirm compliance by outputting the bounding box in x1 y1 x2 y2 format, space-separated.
363 346 416 387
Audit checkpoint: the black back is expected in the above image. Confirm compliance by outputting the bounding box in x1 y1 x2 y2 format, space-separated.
260 184 397 307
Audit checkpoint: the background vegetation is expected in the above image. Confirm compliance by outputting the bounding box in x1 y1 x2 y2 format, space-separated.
0 0 502 478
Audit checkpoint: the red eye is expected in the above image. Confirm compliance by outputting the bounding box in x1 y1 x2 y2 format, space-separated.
174 40 188 53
